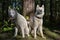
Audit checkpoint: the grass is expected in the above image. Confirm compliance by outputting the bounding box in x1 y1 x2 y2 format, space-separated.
0 27 60 40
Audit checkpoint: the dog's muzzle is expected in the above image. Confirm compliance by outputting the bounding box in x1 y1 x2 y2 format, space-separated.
35 16 42 19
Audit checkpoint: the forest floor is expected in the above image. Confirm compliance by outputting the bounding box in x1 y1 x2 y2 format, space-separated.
0 27 60 40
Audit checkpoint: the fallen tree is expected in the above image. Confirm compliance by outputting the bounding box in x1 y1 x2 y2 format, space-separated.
44 27 60 40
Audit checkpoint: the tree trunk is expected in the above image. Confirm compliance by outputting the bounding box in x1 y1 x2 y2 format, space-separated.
23 0 35 17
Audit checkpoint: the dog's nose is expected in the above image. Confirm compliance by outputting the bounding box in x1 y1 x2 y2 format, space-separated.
9 14 14 18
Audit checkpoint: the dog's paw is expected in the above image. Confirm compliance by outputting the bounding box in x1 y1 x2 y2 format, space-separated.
13 35 17 38
27 34 30 37
22 36 25 38
34 36 37 39
42 36 46 39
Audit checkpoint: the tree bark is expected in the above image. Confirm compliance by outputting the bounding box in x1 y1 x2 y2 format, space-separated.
23 0 35 17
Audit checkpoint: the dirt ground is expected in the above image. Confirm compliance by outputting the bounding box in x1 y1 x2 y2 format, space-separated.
0 27 60 40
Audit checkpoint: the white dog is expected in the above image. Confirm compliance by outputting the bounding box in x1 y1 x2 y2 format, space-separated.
8 8 30 38
34 4 45 39
30 5 45 39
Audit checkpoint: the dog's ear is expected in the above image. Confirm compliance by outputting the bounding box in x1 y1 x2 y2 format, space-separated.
41 5 44 12
8 6 11 10
42 5 44 8
8 6 12 12
37 5 40 7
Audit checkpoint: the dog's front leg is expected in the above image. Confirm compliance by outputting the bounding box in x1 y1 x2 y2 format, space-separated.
14 27 18 37
21 27 25 38
25 27 30 37
34 20 38 39
39 25 45 39
39 19 45 39
34 27 37 39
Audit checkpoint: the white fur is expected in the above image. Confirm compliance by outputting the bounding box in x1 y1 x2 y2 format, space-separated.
10 9 16 17
32 5 45 39
9 9 29 38
17 13 29 37
14 27 18 37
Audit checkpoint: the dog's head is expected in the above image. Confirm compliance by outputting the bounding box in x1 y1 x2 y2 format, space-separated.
36 5 44 15
8 8 17 20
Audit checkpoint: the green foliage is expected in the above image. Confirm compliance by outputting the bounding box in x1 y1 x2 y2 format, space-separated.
2 20 14 32
2 27 13 31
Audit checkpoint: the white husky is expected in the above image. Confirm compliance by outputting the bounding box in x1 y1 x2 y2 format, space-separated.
8 8 30 38
31 5 45 39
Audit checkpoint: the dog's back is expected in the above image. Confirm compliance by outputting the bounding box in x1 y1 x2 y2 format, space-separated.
17 13 28 28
